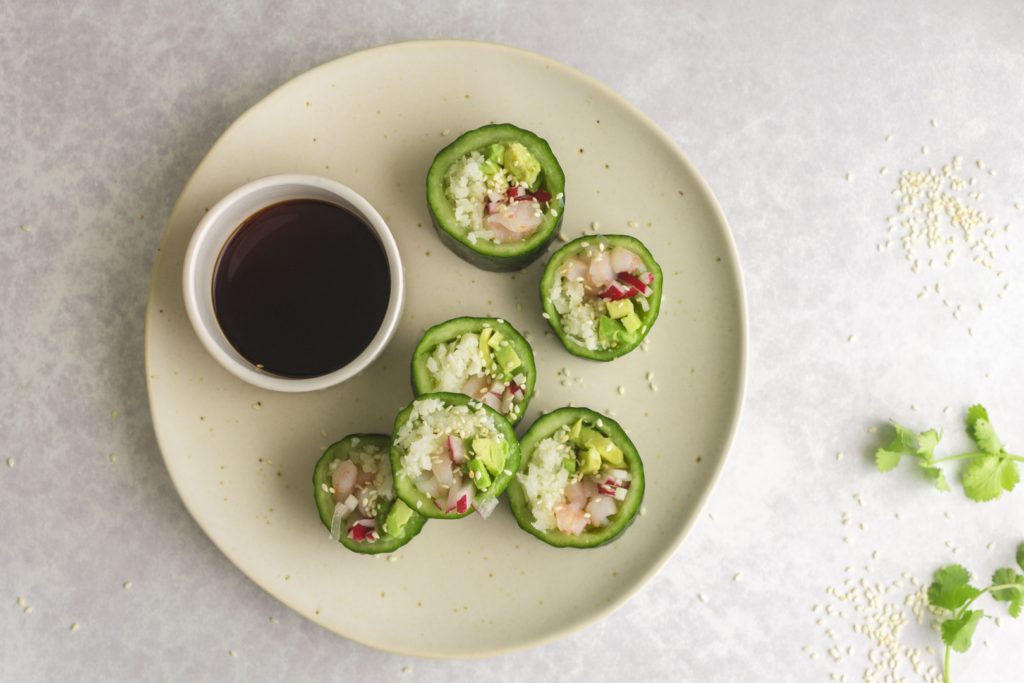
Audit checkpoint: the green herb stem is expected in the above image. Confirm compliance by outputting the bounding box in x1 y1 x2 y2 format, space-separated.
930 452 1024 464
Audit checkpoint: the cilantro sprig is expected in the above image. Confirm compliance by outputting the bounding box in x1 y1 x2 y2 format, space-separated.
875 405 1022 502
928 543 1024 683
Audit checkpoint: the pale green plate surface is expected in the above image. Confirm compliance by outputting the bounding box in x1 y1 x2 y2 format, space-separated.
145 39 747 659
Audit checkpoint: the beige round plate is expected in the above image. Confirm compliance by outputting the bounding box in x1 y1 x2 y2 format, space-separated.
145 40 747 659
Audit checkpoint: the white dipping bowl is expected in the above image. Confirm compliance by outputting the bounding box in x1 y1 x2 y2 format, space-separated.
182 174 404 392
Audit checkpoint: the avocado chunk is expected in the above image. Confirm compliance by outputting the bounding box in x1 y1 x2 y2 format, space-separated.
576 426 603 449
587 435 624 466
494 343 522 379
505 142 541 187
486 143 505 166
478 328 494 366
383 499 414 537
479 160 500 176
598 315 635 344
467 459 493 491
579 446 603 475
562 457 577 474
606 299 634 320
568 419 583 441
620 311 642 334
472 437 507 476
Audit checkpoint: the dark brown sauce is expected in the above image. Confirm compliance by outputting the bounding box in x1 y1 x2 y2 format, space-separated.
213 199 391 378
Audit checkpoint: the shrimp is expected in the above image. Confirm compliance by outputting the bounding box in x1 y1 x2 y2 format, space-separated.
562 257 588 283
331 460 359 501
564 481 587 509
484 201 542 243
587 253 616 289
609 246 643 274
554 502 589 536
585 495 618 528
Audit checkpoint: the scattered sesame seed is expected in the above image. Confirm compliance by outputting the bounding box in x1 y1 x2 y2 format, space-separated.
17 597 24 607
846 173 853 182
628 221 638 228
6 458 12 468
109 454 116 462
880 167 888 175
969 328 975 336
921 146 928 154
123 582 132 589
709 513 716 520
944 511 952 518
885 134 893 141
848 335 857 342
24 606 32 614
541 313 550 319
21 225 31 232
403 669 412 674
442 129 449 136
911 405 919 411
591 222 599 231
639 506 647 516
836 452 843 461
976 160 985 169
111 409 118 418
697 593 708 603
387 556 398 563
70 623 79 631
984 641 992 648
844 538 853 544
734 573 742 582
561 380 571 387
617 386 625 395
931 119 938 127
649 383 658 392
270 617 278 623
320 430 327 437
867 427 876 434
229 651 237 657
252 403 261 410
987 542 995 550
558 231 569 242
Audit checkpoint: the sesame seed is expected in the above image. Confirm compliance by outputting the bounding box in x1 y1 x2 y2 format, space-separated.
111 409 118 418
911 405 919 411
848 335 857 342
846 173 853 182
836 452 843 461
867 427 876 434
270 617 278 623
649 383 658 392
931 119 938 127
442 129 449 136
6 458 12 467
885 134 893 141
921 146 928 154
628 221 638 228
977 160 985 169
697 593 707 603
561 380 571 387
591 222 599 231
17 597 24 607
24 606 32 614
229 651 237 657
880 167 888 175
403 669 412 674
944 511 952 518
558 232 569 242
969 328 975 336
709 513 716 520
123 582 132 589
987 542 995 550
646 372 654 381
734 573 742 581
541 313 550 319
70 623 79 631
617 386 625 395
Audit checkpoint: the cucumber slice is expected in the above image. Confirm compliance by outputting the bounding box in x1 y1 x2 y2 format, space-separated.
539 235 663 361
507 407 645 549
426 123 565 272
390 392 521 520
410 317 537 425
312 434 427 555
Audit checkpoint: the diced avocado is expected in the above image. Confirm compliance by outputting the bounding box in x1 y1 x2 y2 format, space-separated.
568 419 583 441
383 499 414 537
467 459 493 491
588 435 624 466
478 328 494 365
505 142 541 187
598 315 634 344
472 438 507 476
479 160 500 176
576 426 604 449
562 457 577 474
494 344 521 379
620 311 642 334
579 446 602 475
606 299 634 320
486 143 505 166
487 330 504 348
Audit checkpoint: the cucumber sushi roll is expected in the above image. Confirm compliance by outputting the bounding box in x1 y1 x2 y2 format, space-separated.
540 235 663 361
426 123 565 272
313 434 427 554
411 317 536 426
390 393 521 520
507 407 644 548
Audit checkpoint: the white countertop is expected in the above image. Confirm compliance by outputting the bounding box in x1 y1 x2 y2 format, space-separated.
2 1 1023 680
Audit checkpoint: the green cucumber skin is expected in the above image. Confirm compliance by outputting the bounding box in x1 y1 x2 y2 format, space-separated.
506 407 645 549
426 123 566 273
390 392 522 520
539 235 663 361
312 434 428 555
410 317 537 426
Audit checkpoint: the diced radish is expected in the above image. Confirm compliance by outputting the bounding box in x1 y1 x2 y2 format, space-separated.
455 481 475 514
513 388 524 402
512 194 534 202
347 518 375 542
508 381 521 395
613 487 627 501
446 470 463 513
606 469 631 481
434 499 444 511
461 375 490 399
533 189 552 202
640 272 654 285
487 190 504 203
598 484 618 496
513 373 527 386
637 295 650 312
432 455 453 489
486 202 502 214
600 281 629 300
489 378 505 394
617 272 652 296
448 435 468 465
481 392 502 411
507 186 525 198
473 496 499 519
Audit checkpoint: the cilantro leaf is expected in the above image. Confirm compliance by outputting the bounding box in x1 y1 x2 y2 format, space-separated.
941 609 983 653
928 565 981 611
1018 542 1024 573
917 429 942 461
921 463 951 493
962 455 1020 502
966 405 1002 454
990 568 1024 618
876 447 903 473
893 423 916 452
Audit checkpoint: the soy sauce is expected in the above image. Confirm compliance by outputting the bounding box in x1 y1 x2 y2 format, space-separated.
213 199 391 378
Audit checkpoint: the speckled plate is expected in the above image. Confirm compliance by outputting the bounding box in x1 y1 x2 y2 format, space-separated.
144 40 747 659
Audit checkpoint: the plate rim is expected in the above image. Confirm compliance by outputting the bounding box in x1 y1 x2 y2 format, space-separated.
144 38 749 659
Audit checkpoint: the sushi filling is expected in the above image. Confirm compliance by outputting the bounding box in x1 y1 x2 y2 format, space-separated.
445 142 560 245
517 418 632 535
327 440 410 543
395 398 511 515
547 240 653 351
424 326 527 422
